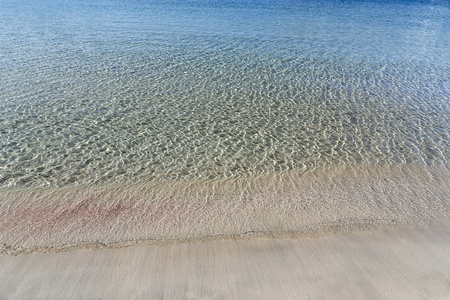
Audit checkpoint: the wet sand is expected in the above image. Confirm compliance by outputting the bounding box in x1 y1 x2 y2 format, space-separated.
1 226 450 299
1 165 449 255
1 165 449 298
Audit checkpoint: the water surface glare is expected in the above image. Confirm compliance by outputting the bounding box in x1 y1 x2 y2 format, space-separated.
0 0 449 253
1 0 449 187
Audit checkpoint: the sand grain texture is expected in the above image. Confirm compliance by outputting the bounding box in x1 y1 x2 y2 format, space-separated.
1 227 450 299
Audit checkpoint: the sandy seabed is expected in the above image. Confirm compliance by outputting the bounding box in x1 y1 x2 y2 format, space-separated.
1 226 450 299
0 164 449 298
1 165 449 255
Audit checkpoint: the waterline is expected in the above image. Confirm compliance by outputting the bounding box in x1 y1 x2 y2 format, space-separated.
1 164 448 255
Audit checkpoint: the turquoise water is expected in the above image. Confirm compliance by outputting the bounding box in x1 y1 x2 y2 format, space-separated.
0 0 449 187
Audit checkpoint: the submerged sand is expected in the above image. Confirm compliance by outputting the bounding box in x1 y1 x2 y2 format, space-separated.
1 226 449 299
1 165 449 255
0 164 449 298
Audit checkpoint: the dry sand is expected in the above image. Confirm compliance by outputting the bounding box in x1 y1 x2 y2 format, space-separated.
1 226 450 299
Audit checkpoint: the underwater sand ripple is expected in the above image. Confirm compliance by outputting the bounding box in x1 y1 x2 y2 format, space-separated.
1 164 449 255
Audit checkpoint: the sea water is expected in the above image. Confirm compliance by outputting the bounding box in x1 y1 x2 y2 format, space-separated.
0 0 449 253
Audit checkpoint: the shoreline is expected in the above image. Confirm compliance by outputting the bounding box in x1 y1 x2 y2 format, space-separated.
1 226 449 299
1 164 449 255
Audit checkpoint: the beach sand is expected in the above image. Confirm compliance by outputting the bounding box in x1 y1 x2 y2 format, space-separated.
1 165 449 298
1 165 449 255
1 226 450 299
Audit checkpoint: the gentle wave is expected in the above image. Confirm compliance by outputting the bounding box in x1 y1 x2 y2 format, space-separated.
1 164 449 255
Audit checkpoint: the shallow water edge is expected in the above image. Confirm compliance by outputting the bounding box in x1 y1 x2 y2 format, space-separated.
1 164 449 255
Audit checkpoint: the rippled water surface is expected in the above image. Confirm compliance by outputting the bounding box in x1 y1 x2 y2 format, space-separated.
1 0 449 188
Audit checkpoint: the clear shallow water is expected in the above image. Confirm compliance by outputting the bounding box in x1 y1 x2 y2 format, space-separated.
1 0 450 253
1 0 449 187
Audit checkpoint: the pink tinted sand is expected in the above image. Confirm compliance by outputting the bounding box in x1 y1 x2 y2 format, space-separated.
1 165 449 255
